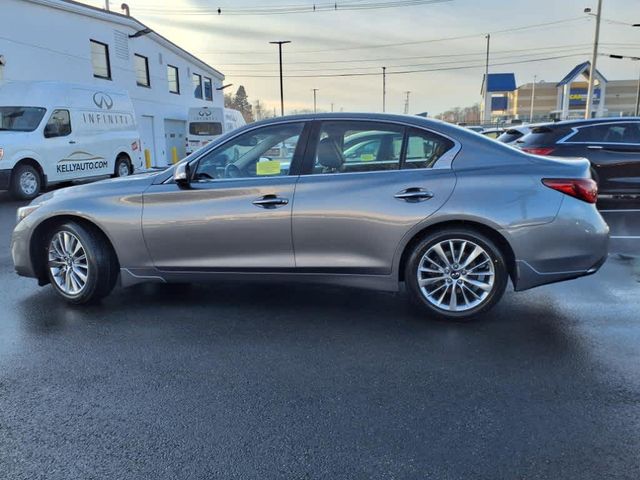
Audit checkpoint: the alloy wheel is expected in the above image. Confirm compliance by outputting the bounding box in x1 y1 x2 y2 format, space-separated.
417 239 495 312
48 231 89 296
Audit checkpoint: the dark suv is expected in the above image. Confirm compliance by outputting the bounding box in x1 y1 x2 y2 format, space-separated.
517 118 640 196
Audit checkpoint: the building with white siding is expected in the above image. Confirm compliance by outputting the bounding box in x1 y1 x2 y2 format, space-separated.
0 0 225 166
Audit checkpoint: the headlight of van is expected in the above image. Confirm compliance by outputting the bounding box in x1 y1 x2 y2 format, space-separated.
16 204 41 224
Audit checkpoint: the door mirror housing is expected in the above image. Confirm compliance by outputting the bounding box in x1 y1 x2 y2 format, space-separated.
173 162 191 188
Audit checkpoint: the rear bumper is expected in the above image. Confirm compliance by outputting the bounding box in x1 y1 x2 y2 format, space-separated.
0 168 11 190
510 197 610 291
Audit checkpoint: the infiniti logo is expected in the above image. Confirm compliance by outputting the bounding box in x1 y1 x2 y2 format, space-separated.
93 92 114 110
198 110 212 117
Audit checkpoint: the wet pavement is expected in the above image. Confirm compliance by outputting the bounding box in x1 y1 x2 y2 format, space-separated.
0 192 639 479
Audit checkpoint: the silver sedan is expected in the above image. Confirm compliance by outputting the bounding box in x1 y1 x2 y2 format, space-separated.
11 113 609 321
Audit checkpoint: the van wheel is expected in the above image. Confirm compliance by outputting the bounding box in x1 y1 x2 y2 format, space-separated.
10 164 41 200
114 155 132 177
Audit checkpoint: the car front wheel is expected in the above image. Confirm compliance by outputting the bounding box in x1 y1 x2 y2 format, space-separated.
405 228 508 321
45 222 118 304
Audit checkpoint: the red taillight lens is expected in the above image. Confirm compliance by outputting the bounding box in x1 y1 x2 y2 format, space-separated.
522 147 555 155
542 178 598 204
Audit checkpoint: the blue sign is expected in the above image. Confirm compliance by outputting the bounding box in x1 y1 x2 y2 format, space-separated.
569 87 600 107
491 96 508 112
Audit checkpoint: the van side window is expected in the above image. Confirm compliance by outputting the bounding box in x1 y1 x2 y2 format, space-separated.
44 110 72 138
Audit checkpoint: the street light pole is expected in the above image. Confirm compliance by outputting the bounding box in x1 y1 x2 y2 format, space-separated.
529 75 537 122
269 40 291 116
609 54 640 116
382 67 387 113
312 88 319 113
483 33 491 123
403 91 411 114
585 0 603 119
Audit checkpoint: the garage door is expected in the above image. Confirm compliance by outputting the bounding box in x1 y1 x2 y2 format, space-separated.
164 119 186 164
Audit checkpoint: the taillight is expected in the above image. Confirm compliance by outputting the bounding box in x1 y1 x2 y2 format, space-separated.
542 178 598 204
522 147 555 155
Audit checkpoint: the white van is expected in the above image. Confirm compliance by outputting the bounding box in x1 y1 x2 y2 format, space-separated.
0 81 142 200
185 106 224 155
224 108 246 133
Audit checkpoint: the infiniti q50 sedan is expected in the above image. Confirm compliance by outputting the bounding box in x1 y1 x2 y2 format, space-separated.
11 113 609 321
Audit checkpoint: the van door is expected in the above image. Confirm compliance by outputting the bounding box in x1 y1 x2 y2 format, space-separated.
41 109 83 182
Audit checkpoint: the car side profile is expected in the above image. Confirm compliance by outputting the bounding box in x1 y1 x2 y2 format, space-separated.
12 113 609 320
517 117 640 196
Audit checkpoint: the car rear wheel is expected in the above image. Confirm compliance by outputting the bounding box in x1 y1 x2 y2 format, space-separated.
404 228 508 321
10 164 41 200
46 222 118 304
114 155 132 178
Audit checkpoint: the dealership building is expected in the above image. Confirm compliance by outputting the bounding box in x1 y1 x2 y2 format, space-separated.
482 61 639 122
0 0 225 166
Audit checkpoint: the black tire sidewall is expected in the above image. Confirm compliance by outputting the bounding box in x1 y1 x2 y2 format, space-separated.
114 156 131 177
45 223 111 304
10 164 41 200
405 229 508 321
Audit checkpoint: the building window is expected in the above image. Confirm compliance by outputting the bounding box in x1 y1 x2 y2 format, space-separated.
90 40 111 80
203 77 213 101
135 54 150 87
192 73 202 99
168 65 180 94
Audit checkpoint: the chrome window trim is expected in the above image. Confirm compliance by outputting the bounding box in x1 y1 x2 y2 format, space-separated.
558 120 640 146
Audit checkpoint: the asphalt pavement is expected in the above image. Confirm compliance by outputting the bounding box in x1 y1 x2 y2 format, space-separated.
0 191 639 480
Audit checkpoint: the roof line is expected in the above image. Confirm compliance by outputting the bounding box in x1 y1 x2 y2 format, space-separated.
25 0 224 80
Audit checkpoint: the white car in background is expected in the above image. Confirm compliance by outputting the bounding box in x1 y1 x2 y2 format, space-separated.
496 124 551 144
0 81 141 200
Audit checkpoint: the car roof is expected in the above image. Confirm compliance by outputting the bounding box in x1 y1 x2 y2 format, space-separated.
543 117 640 129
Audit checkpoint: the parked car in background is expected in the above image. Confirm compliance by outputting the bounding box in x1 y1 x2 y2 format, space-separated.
481 127 505 139
185 106 224 155
0 81 141 200
497 125 534 144
12 113 608 321
517 118 640 196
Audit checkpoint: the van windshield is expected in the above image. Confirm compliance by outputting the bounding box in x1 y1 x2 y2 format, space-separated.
189 122 223 136
0 106 47 132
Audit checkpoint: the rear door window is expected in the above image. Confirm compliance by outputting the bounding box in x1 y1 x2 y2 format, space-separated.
403 128 455 169
568 122 640 144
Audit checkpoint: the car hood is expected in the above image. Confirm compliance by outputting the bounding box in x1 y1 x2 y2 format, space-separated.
32 172 160 205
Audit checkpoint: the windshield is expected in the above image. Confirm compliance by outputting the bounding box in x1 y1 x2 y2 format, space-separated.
189 122 223 136
0 106 47 132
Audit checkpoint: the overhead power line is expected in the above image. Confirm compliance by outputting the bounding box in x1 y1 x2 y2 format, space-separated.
132 0 452 16
224 52 591 78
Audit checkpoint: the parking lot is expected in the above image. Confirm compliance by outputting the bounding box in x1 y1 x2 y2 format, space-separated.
0 191 639 479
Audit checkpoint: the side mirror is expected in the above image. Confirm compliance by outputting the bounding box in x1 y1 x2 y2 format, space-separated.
173 162 191 188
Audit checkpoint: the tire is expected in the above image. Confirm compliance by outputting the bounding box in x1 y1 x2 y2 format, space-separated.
10 164 41 200
113 155 132 178
404 228 508 321
45 222 118 304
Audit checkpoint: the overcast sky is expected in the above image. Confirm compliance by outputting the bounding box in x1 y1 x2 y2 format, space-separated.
89 0 640 115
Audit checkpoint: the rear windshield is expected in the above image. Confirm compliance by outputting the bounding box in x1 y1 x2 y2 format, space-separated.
518 126 568 146
496 130 524 143
0 106 46 132
189 122 223 136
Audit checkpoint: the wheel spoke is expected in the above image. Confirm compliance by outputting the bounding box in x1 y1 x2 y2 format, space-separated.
419 267 442 274
449 285 458 311
463 278 492 292
461 246 483 269
419 276 447 287
431 244 451 269
456 241 467 264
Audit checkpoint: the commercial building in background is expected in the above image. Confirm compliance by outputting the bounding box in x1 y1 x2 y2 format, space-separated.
481 62 639 123
0 0 225 166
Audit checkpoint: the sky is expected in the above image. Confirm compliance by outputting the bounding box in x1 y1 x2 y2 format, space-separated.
87 0 640 115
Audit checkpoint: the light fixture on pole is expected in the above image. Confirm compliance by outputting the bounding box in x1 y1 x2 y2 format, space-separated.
609 54 640 116
269 40 291 116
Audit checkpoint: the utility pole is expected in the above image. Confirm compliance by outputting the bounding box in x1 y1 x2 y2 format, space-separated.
483 34 491 123
585 0 602 119
403 91 411 114
331 103 334 112
312 88 319 113
529 75 537 122
269 40 291 116
636 66 640 116
382 67 387 113
609 54 640 116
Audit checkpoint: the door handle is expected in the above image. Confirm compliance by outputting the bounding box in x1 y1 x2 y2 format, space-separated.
394 188 433 202
252 195 289 208
587 145 602 150
68 140 77 144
